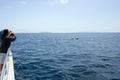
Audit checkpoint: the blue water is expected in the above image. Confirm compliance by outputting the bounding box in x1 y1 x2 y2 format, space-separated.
11 33 120 80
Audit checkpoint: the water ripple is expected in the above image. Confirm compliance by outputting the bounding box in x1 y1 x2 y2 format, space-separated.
12 33 120 80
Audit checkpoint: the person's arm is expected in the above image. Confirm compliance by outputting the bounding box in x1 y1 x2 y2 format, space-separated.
10 36 16 41
2 33 16 42
6 34 16 42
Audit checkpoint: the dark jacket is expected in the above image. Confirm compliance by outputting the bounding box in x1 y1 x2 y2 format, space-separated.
0 34 16 53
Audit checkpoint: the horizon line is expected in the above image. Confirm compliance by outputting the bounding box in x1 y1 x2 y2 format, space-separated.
15 31 120 34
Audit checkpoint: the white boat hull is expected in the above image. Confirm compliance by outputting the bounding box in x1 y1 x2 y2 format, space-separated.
0 50 15 80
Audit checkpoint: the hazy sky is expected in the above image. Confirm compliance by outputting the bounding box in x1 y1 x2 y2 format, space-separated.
0 0 120 33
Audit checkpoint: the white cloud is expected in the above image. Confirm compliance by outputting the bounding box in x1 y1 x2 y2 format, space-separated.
59 0 69 4
49 0 69 6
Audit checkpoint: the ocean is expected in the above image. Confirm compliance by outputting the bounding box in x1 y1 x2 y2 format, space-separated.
11 33 120 80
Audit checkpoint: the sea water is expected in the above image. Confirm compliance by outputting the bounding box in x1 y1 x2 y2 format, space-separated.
11 33 120 80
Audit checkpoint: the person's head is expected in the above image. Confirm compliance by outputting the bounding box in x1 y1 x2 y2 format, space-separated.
3 29 9 36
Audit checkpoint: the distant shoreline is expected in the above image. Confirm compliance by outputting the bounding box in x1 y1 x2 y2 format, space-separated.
16 32 120 34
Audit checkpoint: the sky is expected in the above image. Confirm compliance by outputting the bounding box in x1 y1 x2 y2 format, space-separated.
0 0 120 33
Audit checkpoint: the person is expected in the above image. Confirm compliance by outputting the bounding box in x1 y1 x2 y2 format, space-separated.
0 29 16 74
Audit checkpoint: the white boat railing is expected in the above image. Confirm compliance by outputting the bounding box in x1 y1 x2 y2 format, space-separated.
0 50 15 80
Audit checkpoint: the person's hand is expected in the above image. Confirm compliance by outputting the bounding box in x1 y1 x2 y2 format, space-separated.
9 32 15 38
6 30 15 38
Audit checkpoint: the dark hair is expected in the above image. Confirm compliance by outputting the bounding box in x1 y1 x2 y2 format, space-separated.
3 29 9 36
1 29 9 39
